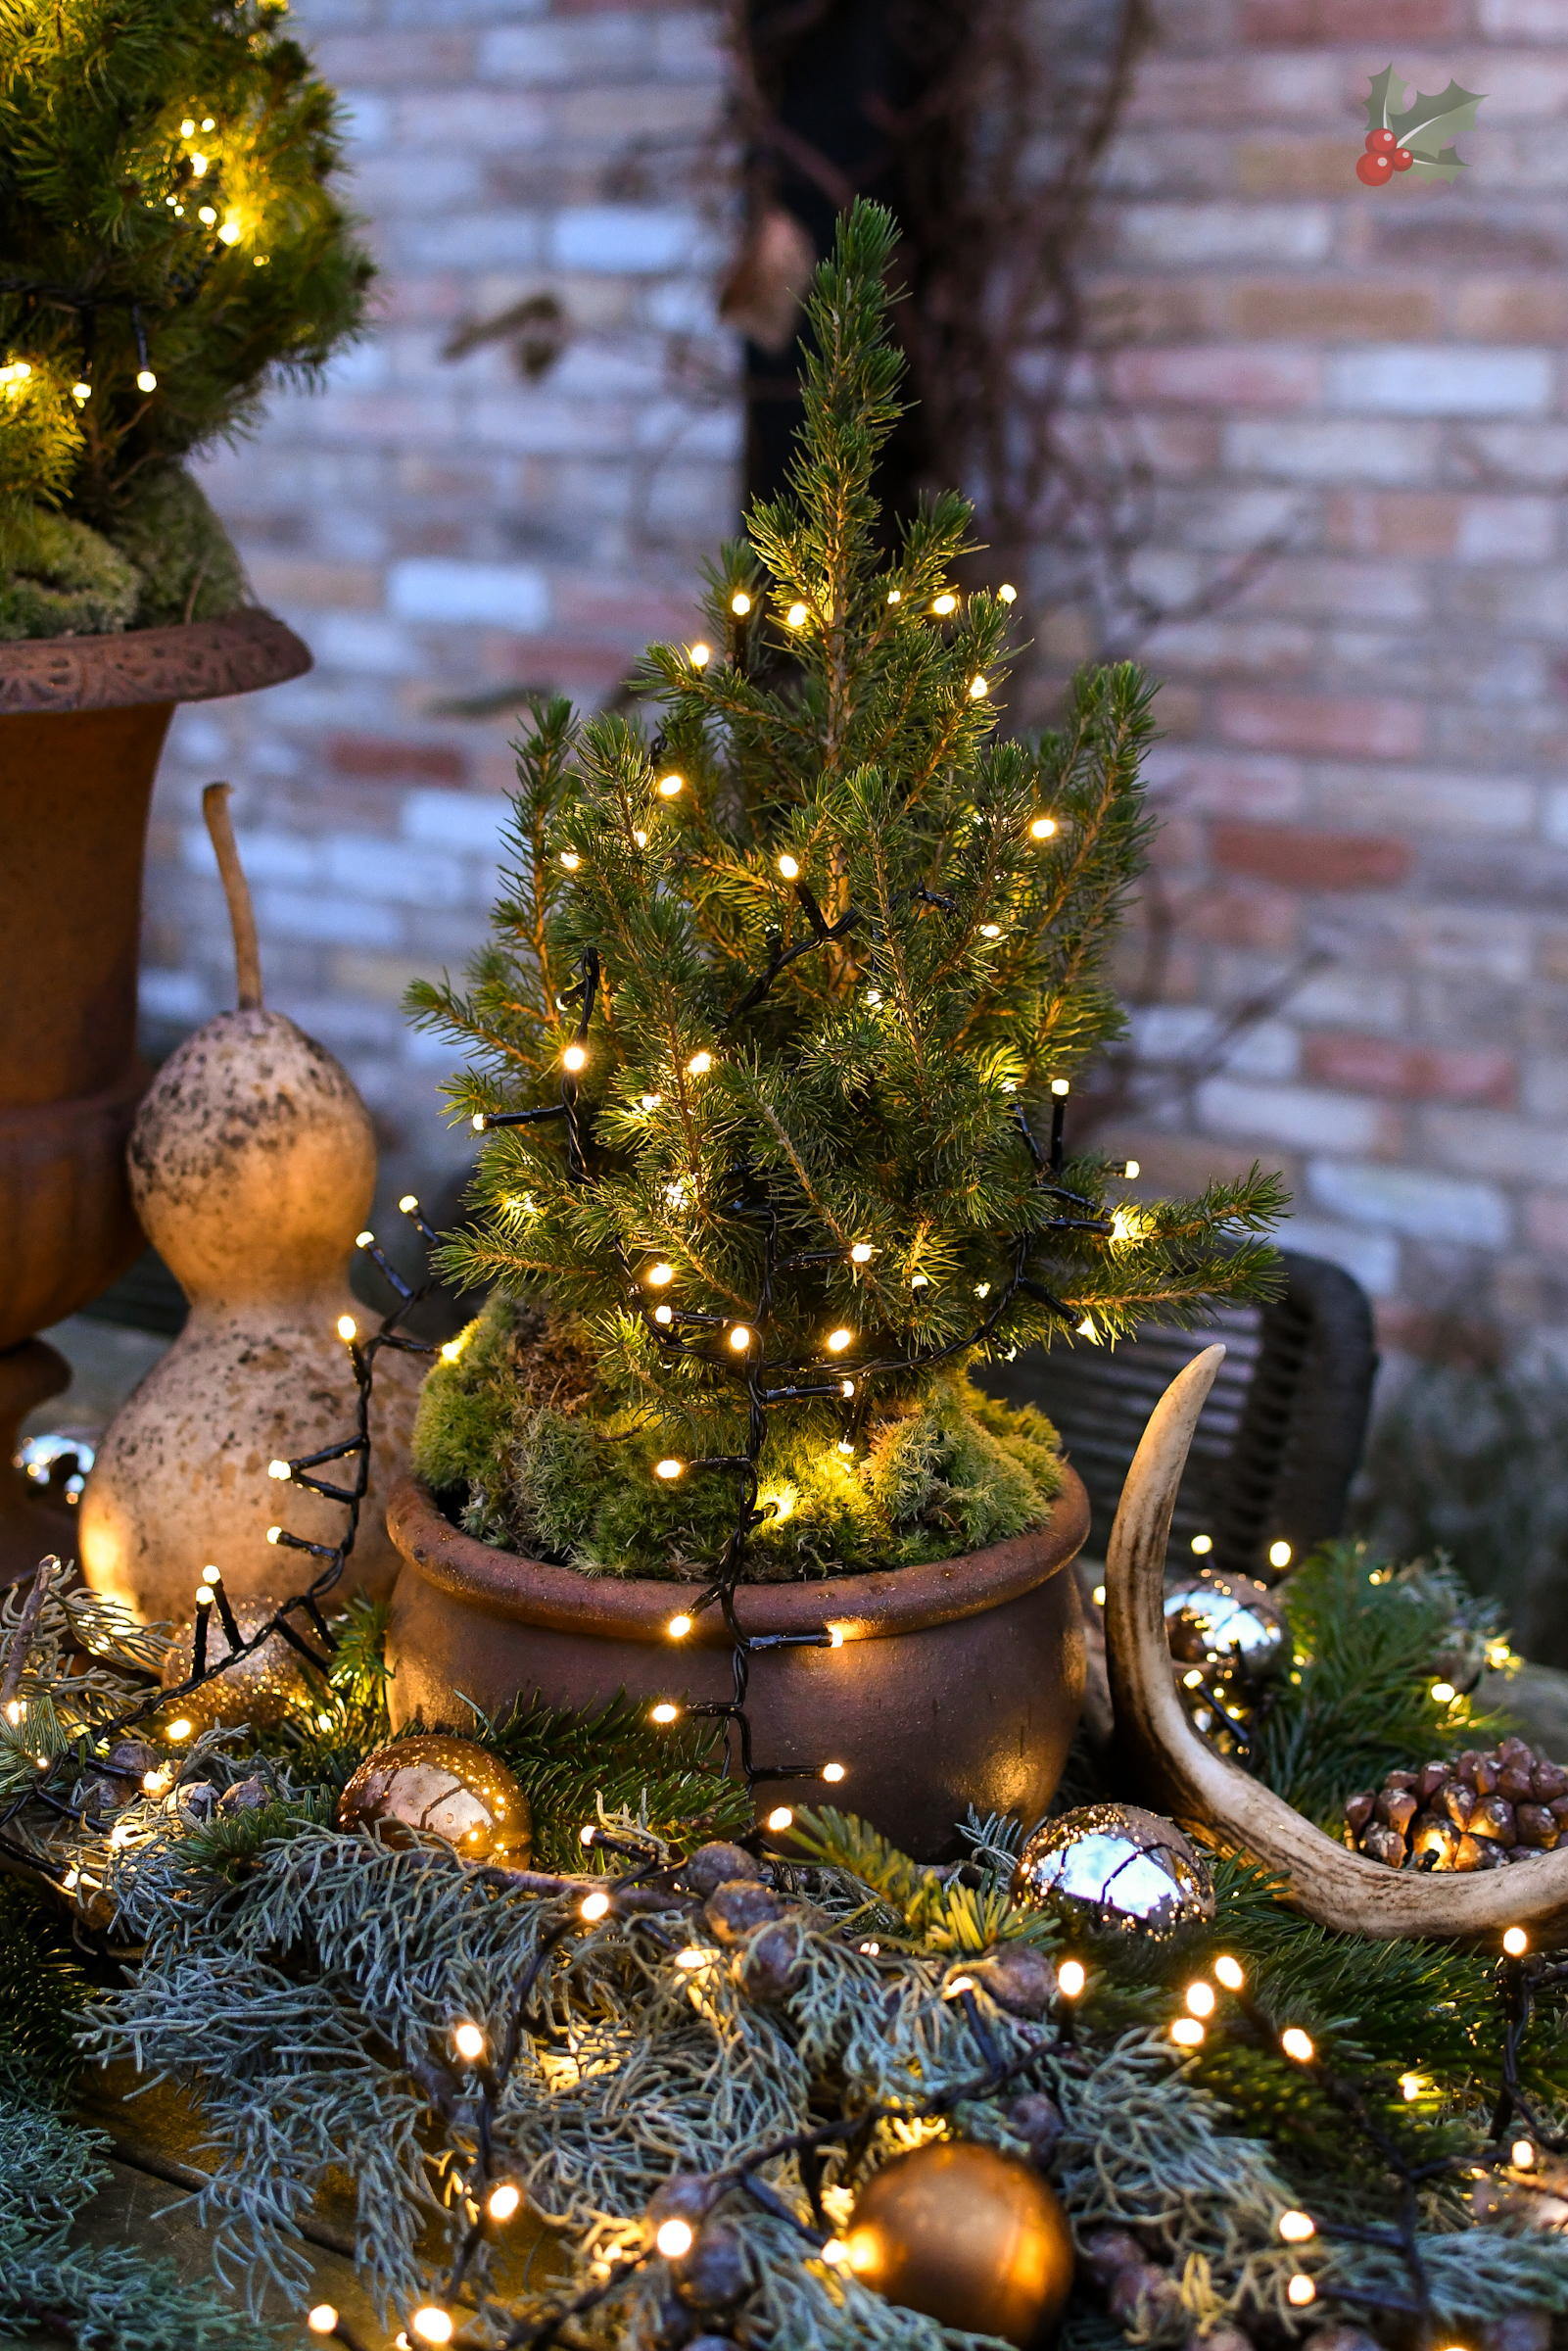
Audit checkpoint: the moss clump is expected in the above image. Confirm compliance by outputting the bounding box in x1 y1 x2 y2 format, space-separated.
111 466 252 629
0 508 138 641
413 1296 1064 1583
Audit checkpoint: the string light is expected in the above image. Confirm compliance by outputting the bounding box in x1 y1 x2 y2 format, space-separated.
969 677 989 699
667 1614 692 1639
489 2183 521 2220
1286 2277 1316 2308
307 2308 338 2335
268 1458 292 1481
1280 2028 1314 2063
850 1242 874 1263
654 1460 684 1481
202 116 214 130
1050 1077 1069 1097
1214 1955 1245 1991
411 2311 452 2344
580 1891 611 1922
778 853 800 879
822 2236 849 2264
886 588 902 603
634 829 647 846
655 2219 694 2258
562 1043 587 1072
1185 1981 1215 2018
180 117 195 134
979 923 1002 938
766 1805 792 1832
641 1093 662 1111
651 1703 680 1722
839 1378 855 1397
452 2022 486 2063
687 1049 712 1076
219 216 241 243
826 1327 853 1353
71 380 91 402
136 368 157 391
998 583 1017 602
675 1946 714 1970
1057 1959 1086 1999
689 644 710 667
654 1305 673 1324
1269 1540 1293 1568
337 1316 357 1343
931 592 957 615
191 152 209 174
1278 2210 1315 2242
1092 1584 1106 1605
441 1340 461 1363
731 591 751 616
1191 1534 1212 1556
1513 2139 1536 2168
645 1263 674 1287
822 1762 845 1783
785 601 808 628
829 1627 845 1647
167 1717 193 1741
657 773 684 797
1400 2073 1423 2101
1431 1681 1455 1703
1124 1159 1140 1177
1170 2017 1204 2048
1504 1927 1529 1956
728 1325 753 1352
1029 816 1056 840
560 849 581 869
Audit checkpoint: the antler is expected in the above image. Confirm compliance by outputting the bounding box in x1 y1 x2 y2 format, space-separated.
1104 1345 1568 1946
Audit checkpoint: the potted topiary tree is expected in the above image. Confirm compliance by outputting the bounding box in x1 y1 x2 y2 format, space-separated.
387 206 1283 1855
0 0 371 1571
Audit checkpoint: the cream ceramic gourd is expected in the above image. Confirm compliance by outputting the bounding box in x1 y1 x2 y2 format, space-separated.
79 787 422 1624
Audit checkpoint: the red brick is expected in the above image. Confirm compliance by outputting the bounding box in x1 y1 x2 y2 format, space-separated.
1228 283 1438 341
327 735 469 785
1240 0 1465 37
1236 140 1362 200
1110 347 1321 408
1214 693 1425 759
1303 1034 1516 1106
1324 492 1464 558
1526 1192 1568 1255
1184 883 1305 952
1212 823 1413 890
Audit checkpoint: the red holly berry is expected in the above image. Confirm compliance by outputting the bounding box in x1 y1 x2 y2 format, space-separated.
1365 127 1396 154
1356 151 1394 187
1392 147 1414 171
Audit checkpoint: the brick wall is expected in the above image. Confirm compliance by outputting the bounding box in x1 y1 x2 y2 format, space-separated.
1066 0 1568 1362
144 0 736 1210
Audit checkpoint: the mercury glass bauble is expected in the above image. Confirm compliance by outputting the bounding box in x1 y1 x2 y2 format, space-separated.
336 1734 532 1865
159 1591 322 1735
1013 1803 1213 1941
1164 1569 1288 1690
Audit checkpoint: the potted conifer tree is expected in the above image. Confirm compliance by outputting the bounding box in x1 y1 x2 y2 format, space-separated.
0 0 370 1571
388 206 1282 1855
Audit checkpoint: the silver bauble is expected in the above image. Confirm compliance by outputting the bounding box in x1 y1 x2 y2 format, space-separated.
1013 1803 1213 1940
1164 1569 1288 1690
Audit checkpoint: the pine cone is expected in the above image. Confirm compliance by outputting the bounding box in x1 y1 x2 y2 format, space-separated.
1346 1736 1568 1872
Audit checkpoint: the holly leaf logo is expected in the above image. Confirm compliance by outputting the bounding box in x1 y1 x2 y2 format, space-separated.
1363 65 1485 183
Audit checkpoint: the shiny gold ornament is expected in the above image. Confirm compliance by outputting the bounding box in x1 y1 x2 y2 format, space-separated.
159 1591 323 1735
336 1735 532 1865
843 2141 1073 2348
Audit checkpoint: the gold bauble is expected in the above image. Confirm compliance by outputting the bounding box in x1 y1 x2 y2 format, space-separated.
844 2141 1073 2349
159 1592 324 1736
336 1735 532 1865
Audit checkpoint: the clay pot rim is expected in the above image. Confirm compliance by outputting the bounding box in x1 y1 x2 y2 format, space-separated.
0 606 310 715
388 1466 1090 1647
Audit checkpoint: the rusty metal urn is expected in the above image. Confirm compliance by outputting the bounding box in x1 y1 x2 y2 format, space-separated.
385 1467 1090 1860
0 611 310 1580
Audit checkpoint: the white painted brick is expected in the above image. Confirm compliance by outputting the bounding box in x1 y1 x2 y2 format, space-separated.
1326 348 1553 418
1279 1214 1401 1299
1224 418 1438 486
256 887 403 950
311 613 424 676
1196 1079 1390 1154
325 836 468 909
387 559 549 630
140 968 213 1024
399 215 544 270
1424 1109 1568 1183
1114 204 1331 266
182 825 322 886
1455 499 1556 562
1307 1159 1510 1249
478 21 651 85
169 711 229 765
1128 1005 1211 1061
1544 789 1568 847
550 206 702 274
1320 769 1536 836
338 89 393 150
403 790 510 853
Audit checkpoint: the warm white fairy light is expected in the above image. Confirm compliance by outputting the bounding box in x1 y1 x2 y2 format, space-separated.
1050 1077 1069 1097
136 368 157 391
785 601 808 628
644 1262 674 1289
1504 1927 1529 1956
653 1304 673 1325
1431 1680 1455 1703
931 593 957 615
634 828 648 846
563 1042 587 1072
886 588 902 603
1513 2138 1536 2168
822 1762 845 1783
72 379 91 402
766 1805 793 1832
1182 1669 1203 1689
1281 2027 1314 2063
687 1049 712 1077
1123 1158 1140 1178
1269 1540 1293 1568
726 1324 753 1353
191 151 209 174
560 849 581 869
167 1717 193 1741
667 1613 692 1639
839 1378 855 1399
849 1242 874 1263
1029 815 1056 840
267 1457 292 1481
657 772 684 797
218 216 241 243
1278 2210 1315 2242
580 1890 611 1923
641 1093 662 1111
308 2307 338 2335
969 676 989 699
180 116 196 134
675 1946 715 1971
1191 1533 1212 1556
656 2218 694 2258
1214 1955 1245 1991
1185 1981 1215 2018
411 2310 452 2345
488 2183 521 2221
654 1459 684 1481
1400 2073 1423 2101
452 2022 486 2062
778 853 800 879
689 643 711 666
651 1703 680 1722
998 583 1017 603
979 923 1001 938
440 1339 461 1364
826 1327 853 1352
731 591 751 615
1058 1959 1086 1998
1286 2277 1316 2308
1170 2017 1204 2048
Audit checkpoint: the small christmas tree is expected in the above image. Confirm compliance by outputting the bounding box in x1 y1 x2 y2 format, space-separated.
0 0 369 638
410 203 1283 1586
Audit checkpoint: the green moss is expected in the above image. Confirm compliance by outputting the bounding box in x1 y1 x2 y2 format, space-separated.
111 465 251 628
412 1296 1065 1584
0 504 138 640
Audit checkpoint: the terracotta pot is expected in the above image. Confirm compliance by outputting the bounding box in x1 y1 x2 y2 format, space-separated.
385 1469 1090 1860
0 609 310 1580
